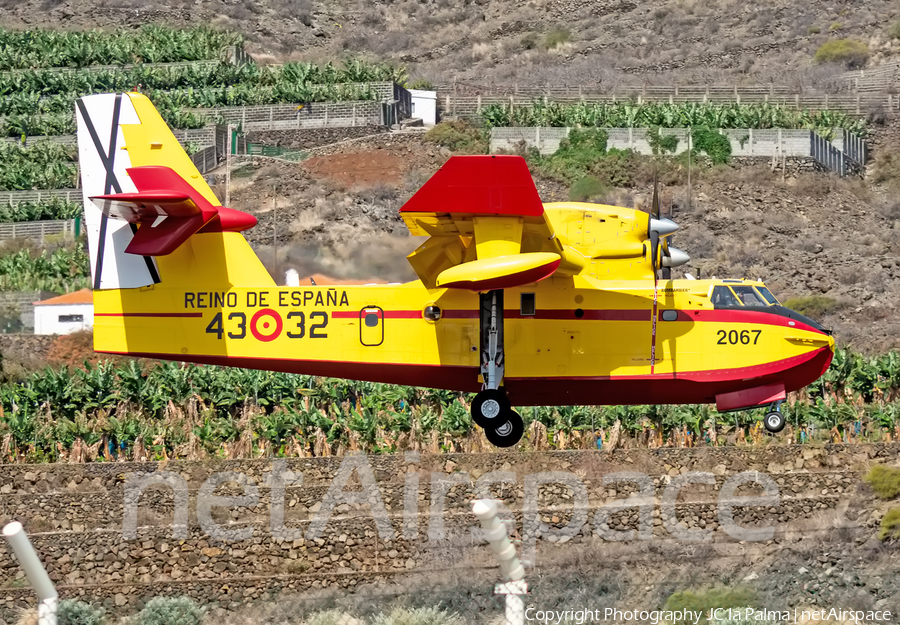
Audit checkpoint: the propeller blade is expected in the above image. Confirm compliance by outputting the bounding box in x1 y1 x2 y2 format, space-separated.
651 172 660 221
650 230 659 277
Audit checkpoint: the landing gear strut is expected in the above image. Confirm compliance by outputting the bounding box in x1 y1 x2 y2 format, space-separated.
472 290 524 447
763 400 785 433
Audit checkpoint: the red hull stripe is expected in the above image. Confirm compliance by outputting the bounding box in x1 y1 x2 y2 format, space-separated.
329 308 822 333
95 312 203 318
98 346 832 407
509 349 829 383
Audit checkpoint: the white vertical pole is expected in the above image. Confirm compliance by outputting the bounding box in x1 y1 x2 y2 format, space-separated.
473 500 526 625
3 522 57 625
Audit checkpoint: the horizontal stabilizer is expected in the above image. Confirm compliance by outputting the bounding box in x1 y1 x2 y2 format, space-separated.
436 252 561 291
126 212 205 256
90 191 201 222
90 165 256 256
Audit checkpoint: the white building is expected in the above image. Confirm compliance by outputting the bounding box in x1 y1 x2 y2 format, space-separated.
33 288 94 335
409 89 437 126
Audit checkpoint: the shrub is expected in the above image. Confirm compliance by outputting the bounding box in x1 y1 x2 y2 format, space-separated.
691 127 732 165
133 597 201 625
889 21 900 39
533 128 610 183
569 176 607 201
372 607 465 625
422 121 487 154
664 587 758 625
880 508 900 541
648 126 679 155
543 28 570 49
808 26 821 34
407 79 434 91
520 32 539 50
58 600 106 625
782 295 845 318
814 39 869 68
873 143 900 190
829 22 842 31
864 465 900 499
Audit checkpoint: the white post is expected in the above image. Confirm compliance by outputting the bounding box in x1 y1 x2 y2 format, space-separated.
473 500 526 625
3 522 57 625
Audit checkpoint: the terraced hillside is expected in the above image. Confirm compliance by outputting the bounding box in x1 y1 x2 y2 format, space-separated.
2 0 898 88
0 444 897 621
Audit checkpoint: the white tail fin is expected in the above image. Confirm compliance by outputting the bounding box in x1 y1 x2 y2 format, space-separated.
76 93 160 290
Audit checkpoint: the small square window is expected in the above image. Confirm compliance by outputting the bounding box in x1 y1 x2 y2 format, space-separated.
59 314 83 323
520 293 536 316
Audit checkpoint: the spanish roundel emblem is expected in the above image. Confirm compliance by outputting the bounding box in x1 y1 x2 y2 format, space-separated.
250 308 283 341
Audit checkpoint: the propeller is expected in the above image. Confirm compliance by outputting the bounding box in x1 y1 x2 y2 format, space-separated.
646 172 690 373
646 176 686 279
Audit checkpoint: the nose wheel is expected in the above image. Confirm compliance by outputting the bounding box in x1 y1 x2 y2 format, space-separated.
763 401 785 433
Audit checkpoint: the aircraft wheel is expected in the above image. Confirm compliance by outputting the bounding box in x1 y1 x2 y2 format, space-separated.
764 411 785 433
485 411 524 448
472 389 510 428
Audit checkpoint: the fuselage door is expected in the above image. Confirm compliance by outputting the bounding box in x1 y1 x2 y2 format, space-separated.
360 306 384 346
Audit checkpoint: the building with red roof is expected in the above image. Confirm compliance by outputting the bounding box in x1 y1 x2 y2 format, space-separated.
33 288 93 335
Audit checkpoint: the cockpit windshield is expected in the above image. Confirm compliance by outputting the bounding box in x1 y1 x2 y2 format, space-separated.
732 285 766 307
710 284 777 309
711 286 740 308
756 286 779 305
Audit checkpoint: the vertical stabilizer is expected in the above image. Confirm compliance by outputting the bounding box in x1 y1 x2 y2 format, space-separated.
76 93 160 290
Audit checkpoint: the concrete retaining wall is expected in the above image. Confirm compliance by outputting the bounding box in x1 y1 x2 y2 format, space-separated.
490 127 828 158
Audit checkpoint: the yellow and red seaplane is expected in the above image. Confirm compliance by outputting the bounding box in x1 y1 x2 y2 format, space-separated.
78 93 834 447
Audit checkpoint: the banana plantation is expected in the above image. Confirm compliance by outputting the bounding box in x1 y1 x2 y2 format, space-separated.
0 63 405 121
0 197 81 222
0 25 241 70
0 347 897 462
0 243 89 292
0 141 77 191
480 100 869 137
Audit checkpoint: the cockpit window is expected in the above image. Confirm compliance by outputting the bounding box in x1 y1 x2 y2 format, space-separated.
711 286 740 308
732 285 766 307
756 286 779 305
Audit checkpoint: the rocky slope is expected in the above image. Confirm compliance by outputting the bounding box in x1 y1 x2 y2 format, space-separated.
2 0 899 88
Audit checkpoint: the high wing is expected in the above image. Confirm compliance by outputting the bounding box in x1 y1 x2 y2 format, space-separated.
400 155 688 289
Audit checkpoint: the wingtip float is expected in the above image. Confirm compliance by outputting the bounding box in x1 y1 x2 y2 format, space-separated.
78 92 834 448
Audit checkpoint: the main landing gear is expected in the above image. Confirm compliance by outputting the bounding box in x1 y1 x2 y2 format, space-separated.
473 290 524 448
763 401 785 433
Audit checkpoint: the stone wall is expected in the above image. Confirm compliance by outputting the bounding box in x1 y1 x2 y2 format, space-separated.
198 102 384 130
246 127 389 150
0 468 860 532
0 334 56 362
0 444 894 619
0 443 894 490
